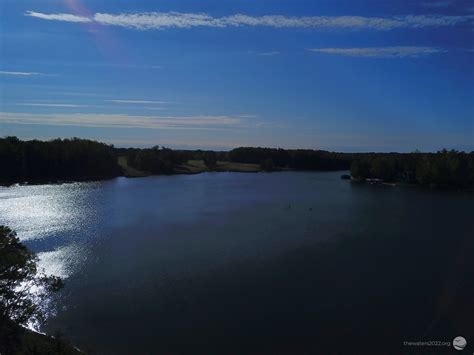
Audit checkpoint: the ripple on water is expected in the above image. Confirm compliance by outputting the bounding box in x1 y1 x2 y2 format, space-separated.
0 182 102 328
0 183 100 242
37 243 87 280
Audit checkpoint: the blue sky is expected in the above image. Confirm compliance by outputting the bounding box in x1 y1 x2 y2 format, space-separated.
0 0 473 151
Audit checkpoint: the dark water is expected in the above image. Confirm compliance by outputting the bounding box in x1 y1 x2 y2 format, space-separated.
1 172 473 354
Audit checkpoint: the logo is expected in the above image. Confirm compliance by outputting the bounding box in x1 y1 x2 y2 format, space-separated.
453 336 467 351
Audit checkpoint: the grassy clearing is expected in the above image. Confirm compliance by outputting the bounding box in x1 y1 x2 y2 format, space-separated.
175 160 262 174
117 156 150 177
215 161 262 172
119 157 262 177
174 160 208 174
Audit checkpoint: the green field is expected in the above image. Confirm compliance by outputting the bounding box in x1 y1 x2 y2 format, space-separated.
117 156 150 177
175 160 262 174
119 157 262 177
215 161 262 172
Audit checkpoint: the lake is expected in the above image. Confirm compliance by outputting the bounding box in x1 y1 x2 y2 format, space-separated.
1 171 473 354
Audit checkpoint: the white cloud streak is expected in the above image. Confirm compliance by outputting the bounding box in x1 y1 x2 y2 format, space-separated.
107 100 171 104
0 112 248 130
0 71 43 76
25 11 473 31
17 103 87 107
307 46 445 58
258 51 280 56
26 11 92 23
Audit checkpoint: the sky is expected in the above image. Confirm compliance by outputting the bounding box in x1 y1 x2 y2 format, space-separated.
0 0 473 152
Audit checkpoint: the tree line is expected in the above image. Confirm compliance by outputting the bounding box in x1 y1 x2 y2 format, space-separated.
118 146 353 173
1 137 473 188
118 147 227 173
351 150 474 188
0 136 120 184
120 146 190 174
228 147 353 171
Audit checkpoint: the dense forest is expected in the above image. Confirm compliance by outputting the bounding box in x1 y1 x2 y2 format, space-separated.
1 137 473 188
0 137 120 184
121 146 190 174
118 146 353 174
351 150 474 188
228 147 353 171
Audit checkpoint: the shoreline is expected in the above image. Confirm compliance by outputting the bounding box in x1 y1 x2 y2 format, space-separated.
2 170 473 192
0 169 306 187
1 159 343 187
350 177 474 192
0 319 82 354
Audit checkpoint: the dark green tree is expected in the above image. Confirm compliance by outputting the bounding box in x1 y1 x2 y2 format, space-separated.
0 137 120 184
350 159 370 180
260 158 275 172
369 157 397 181
0 226 63 325
203 151 217 169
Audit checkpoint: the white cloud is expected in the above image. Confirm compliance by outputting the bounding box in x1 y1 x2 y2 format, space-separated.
258 51 280 56
0 112 248 130
49 91 111 98
237 114 259 119
17 103 87 107
72 63 163 69
95 13 474 30
93 12 222 29
106 100 171 104
0 71 43 76
307 46 445 58
399 14 469 27
25 11 473 31
26 11 92 23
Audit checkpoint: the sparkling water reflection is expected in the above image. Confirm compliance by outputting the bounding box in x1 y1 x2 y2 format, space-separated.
0 182 103 282
1 173 473 353
0 183 99 242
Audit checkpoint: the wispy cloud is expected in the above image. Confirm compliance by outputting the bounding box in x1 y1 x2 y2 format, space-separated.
258 51 280 56
0 112 252 130
17 103 87 108
25 11 473 31
49 91 112 98
237 114 259 119
26 11 92 23
106 100 172 104
62 63 163 69
307 46 445 58
83 64 162 69
0 71 43 76
93 13 473 30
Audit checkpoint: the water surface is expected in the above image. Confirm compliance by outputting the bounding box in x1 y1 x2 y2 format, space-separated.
1 172 472 353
